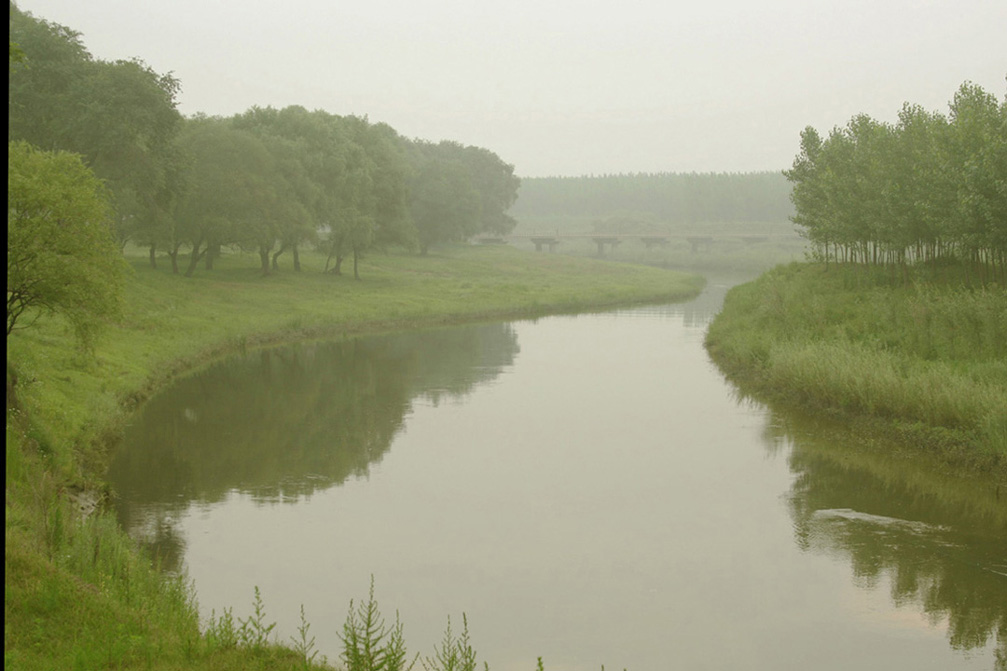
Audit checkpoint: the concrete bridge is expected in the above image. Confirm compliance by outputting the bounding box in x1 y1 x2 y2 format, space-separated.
474 233 774 256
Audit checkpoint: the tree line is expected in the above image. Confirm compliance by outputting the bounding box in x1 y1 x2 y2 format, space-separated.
509 171 794 224
8 6 520 285
785 82 1006 283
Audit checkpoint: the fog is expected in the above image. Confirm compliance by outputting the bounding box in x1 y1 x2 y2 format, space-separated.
15 0 1006 176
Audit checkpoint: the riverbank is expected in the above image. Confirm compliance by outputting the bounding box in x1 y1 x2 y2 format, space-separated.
5 244 702 670
704 262 1007 479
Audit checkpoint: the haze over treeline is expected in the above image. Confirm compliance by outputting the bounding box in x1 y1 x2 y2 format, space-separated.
511 172 794 224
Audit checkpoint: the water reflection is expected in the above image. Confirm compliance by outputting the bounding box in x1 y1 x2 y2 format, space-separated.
107 281 1005 669
107 323 519 571
760 407 1007 665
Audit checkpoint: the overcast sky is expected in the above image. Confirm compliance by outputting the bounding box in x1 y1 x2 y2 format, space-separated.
14 0 1007 177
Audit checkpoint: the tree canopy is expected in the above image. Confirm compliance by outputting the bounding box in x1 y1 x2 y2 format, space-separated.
7 141 126 345
9 5 183 250
8 6 522 282
785 82 1007 283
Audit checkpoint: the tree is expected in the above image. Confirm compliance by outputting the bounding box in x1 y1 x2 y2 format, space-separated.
785 127 831 263
456 144 520 236
947 82 1007 281
9 7 183 251
7 141 126 346
172 117 280 276
406 141 483 254
786 81 1006 281
330 115 412 278
231 106 322 272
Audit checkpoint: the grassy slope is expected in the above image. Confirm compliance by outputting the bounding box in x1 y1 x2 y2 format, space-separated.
5 244 703 670
705 262 1007 478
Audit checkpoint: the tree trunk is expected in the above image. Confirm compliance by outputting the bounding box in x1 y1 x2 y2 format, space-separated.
259 246 271 276
292 244 301 272
205 242 219 270
168 242 182 275
184 239 205 277
148 243 157 269
271 242 288 271
353 249 360 280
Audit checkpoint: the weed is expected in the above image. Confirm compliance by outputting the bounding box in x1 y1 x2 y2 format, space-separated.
290 603 325 669
421 614 482 671
205 607 238 651
237 585 277 649
341 576 415 671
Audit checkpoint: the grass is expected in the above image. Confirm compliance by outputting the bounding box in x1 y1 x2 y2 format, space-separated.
705 262 1007 478
5 243 702 670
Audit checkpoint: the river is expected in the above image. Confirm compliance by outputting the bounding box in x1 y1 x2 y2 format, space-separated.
107 275 1006 670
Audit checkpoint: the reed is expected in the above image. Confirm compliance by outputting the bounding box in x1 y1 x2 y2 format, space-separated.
706 262 1007 473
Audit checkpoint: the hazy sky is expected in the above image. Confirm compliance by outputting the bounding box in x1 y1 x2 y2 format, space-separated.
14 0 1007 177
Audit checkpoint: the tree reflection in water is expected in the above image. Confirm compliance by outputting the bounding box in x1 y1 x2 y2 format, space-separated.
760 408 1007 668
107 323 519 573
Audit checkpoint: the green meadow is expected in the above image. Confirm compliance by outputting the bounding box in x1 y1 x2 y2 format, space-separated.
5 244 702 670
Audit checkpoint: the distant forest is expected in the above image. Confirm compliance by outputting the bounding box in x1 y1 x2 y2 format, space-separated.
511 172 794 224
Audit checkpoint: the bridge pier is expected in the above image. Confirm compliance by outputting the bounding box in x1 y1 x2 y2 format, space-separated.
530 236 560 252
592 237 621 257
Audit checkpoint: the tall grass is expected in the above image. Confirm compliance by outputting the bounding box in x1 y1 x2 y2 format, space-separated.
705 262 1007 473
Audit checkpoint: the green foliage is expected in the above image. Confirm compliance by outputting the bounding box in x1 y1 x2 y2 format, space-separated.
205 607 239 651
7 140 127 347
291 604 324 670
10 5 523 281
9 6 183 249
173 117 282 276
407 140 520 254
785 81 1007 281
421 614 484 671
410 148 483 254
341 577 414 671
238 586 278 649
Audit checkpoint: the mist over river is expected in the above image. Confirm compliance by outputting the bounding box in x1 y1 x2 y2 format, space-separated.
108 276 1006 671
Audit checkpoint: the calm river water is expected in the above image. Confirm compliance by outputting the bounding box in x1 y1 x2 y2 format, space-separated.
108 276 1007 670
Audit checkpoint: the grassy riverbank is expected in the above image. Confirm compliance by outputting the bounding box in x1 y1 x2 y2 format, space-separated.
5 244 702 670
705 262 1007 478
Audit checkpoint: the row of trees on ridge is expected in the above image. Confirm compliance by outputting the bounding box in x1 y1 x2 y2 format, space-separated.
785 82 1006 283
